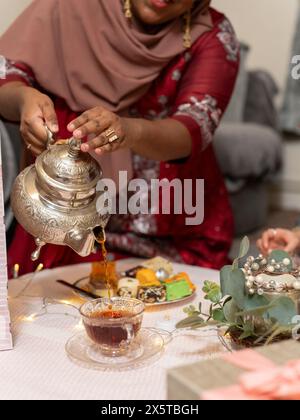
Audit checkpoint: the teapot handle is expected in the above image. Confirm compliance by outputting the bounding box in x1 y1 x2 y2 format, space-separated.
45 125 55 149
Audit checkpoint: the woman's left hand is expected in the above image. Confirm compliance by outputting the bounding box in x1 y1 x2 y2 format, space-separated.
67 106 130 155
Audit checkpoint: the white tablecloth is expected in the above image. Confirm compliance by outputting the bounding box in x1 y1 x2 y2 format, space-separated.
1 260 227 400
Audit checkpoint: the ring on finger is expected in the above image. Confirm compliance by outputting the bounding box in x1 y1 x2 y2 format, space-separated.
104 128 119 144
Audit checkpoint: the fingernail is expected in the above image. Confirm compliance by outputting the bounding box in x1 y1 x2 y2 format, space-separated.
68 124 75 131
81 144 89 152
74 130 82 138
95 148 103 156
52 124 59 132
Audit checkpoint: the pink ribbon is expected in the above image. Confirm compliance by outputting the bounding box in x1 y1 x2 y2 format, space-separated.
202 349 300 400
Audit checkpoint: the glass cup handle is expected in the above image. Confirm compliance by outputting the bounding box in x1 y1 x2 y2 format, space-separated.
124 323 134 345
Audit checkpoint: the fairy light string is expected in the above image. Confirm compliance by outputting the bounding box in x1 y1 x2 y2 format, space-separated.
10 263 82 326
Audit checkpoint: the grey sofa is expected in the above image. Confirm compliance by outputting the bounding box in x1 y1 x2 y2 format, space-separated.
214 69 282 236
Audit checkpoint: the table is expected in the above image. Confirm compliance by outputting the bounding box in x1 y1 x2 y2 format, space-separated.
1 259 227 400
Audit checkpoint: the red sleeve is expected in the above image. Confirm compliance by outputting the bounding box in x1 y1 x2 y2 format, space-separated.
170 16 240 152
0 58 35 87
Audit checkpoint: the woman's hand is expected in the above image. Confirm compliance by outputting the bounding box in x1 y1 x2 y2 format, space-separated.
257 228 300 255
67 105 192 161
19 87 59 155
67 106 131 155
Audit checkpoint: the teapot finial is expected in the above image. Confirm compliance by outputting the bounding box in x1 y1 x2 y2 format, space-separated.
68 138 82 158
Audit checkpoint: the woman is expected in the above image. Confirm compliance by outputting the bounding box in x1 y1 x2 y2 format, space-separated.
0 0 239 276
257 228 300 255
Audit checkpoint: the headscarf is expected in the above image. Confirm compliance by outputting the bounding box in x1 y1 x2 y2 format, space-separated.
0 0 212 113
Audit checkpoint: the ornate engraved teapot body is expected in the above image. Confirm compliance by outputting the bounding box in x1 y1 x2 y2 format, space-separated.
11 138 110 261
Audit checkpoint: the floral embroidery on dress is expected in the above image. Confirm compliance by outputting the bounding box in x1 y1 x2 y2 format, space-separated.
130 154 160 235
107 155 160 237
3 59 34 85
158 95 168 106
172 69 182 81
184 52 192 63
217 18 239 62
175 95 222 150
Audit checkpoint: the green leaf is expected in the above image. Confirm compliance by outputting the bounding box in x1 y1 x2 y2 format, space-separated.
220 266 247 308
220 266 231 297
202 281 222 304
207 288 222 304
212 309 226 322
239 329 255 341
203 281 213 293
189 320 219 330
232 236 250 269
265 296 297 326
223 299 241 324
243 294 270 311
183 305 200 317
176 315 205 329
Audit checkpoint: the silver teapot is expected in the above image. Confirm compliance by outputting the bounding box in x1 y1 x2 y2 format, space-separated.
11 137 110 261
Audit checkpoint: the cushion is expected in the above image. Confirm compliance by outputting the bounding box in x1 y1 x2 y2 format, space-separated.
244 70 279 129
0 121 18 231
222 42 250 123
213 122 282 179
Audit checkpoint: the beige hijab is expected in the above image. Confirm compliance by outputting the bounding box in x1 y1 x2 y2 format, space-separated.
0 0 212 113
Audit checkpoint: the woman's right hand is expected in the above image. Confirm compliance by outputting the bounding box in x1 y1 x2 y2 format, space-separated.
257 228 300 256
19 87 58 156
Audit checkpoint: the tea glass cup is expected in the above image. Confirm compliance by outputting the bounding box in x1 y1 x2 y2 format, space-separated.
80 297 145 357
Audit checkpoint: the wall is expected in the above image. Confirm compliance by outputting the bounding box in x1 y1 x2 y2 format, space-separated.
212 0 298 93
0 0 31 35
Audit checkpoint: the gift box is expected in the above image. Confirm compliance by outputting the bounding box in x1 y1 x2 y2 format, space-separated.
0 142 13 351
167 339 300 400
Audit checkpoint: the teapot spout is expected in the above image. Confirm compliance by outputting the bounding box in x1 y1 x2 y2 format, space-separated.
93 225 106 243
64 229 95 257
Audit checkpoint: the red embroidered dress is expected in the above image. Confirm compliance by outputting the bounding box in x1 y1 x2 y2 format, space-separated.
2 9 239 276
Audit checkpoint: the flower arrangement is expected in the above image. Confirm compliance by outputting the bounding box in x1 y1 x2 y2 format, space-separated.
176 237 300 346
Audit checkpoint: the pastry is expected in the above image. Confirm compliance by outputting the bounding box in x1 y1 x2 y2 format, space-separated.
117 277 139 298
142 257 174 277
166 272 196 292
165 279 192 301
136 268 161 287
123 266 143 278
138 286 167 304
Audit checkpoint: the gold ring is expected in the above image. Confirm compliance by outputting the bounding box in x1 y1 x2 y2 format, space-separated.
104 128 119 144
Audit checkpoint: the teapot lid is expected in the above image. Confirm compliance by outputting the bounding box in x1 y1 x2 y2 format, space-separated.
35 139 102 192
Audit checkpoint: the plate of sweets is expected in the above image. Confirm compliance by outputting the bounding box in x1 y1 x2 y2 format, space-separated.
74 257 196 306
